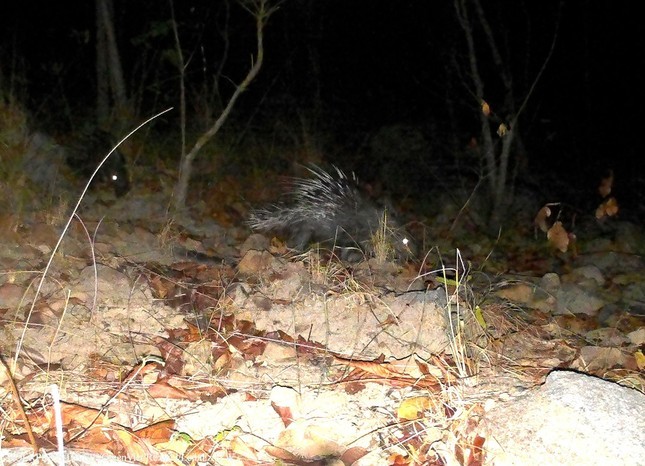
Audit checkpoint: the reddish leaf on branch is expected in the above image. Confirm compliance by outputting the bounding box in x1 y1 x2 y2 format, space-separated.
481 100 491 116
547 221 569 253
534 205 552 233
595 197 619 219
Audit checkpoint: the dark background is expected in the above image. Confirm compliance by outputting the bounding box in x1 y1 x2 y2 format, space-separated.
2 1 643 221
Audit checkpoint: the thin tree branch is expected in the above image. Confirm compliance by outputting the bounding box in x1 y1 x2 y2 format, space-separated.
173 0 282 209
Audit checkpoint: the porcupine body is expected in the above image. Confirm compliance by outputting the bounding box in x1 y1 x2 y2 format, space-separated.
67 129 130 197
248 165 415 261
22 129 130 197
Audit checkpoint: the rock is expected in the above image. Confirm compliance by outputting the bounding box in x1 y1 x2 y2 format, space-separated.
482 370 645 466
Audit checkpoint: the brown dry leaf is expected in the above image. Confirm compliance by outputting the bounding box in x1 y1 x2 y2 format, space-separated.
386 353 443 379
481 100 491 116
110 428 156 465
344 379 366 394
0 437 34 450
497 123 508 137
153 336 186 375
68 427 117 457
230 335 267 359
152 433 193 459
213 350 232 373
534 205 552 233
471 434 486 466
148 275 171 299
553 314 597 335
341 447 369 465
229 435 260 461
598 170 614 198
635 350 645 371
265 445 303 464
455 433 486 466
334 354 441 391
146 378 200 401
389 453 413 465
334 354 398 379
155 374 228 402
65 423 140 462
183 437 216 461
547 221 569 253
498 283 547 308
52 403 112 433
134 420 175 443
397 396 438 421
595 202 606 219
573 346 626 371
126 361 164 385
271 401 296 428
596 197 619 219
605 197 619 216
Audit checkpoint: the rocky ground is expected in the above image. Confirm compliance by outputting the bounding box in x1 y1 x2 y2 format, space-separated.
0 179 644 466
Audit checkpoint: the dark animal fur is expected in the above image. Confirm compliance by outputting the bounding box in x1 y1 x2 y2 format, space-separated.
67 129 130 197
248 165 415 261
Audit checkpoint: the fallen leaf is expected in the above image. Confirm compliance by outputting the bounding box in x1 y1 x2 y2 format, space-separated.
51 403 113 435
148 275 171 299
109 428 156 465
456 433 486 466
184 437 217 461
334 354 442 391
481 100 491 116
388 453 413 465
596 197 619 219
153 431 192 457
605 197 619 216
398 396 437 421
265 445 303 464
534 205 552 233
547 221 569 253
472 435 486 466
572 346 626 371
134 420 175 443
146 378 199 401
272 401 296 428
230 435 259 461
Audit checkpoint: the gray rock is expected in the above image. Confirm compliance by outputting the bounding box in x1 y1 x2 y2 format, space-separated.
22 131 69 193
554 283 604 316
483 370 645 466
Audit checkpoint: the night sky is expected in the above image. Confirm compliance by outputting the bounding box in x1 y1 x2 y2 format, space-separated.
2 1 644 216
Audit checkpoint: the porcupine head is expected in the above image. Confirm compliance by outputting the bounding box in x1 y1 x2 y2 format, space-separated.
248 165 416 262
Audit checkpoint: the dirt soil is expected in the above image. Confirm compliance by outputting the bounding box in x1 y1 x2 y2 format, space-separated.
0 189 644 466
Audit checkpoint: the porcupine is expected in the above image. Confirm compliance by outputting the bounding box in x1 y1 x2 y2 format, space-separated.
248 165 416 261
67 129 130 197
22 129 130 198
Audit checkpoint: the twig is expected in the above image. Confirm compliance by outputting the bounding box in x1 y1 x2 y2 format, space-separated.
12 108 173 371
0 355 38 454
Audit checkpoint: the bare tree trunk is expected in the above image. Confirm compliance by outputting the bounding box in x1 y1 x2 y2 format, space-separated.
169 0 187 163
95 0 130 126
95 0 109 125
454 0 558 232
172 0 281 212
